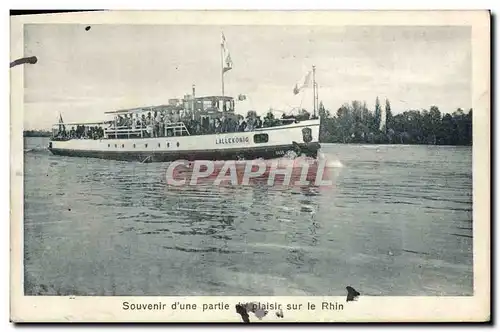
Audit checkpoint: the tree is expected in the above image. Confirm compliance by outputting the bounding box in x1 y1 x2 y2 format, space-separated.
373 96 381 132
385 98 393 129
318 101 333 142
466 109 473 145
428 105 441 145
309 97 470 146
336 104 353 143
318 101 329 118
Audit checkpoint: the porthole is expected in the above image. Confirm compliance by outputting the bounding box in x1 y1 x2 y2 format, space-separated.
145 144 148 148
167 142 170 148
133 144 136 148
114 144 117 148
176 142 180 147
122 144 124 148
108 144 110 147
158 143 161 148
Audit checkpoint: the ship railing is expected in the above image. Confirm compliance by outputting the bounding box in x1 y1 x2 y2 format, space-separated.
104 126 143 139
165 122 191 137
104 122 190 139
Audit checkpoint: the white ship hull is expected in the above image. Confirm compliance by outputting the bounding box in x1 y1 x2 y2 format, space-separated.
49 119 321 162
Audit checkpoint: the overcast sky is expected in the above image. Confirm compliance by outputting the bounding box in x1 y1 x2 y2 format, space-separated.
23 24 471 130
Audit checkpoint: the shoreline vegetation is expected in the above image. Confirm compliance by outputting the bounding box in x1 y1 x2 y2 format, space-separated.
319 97 472 146
280 97 471 146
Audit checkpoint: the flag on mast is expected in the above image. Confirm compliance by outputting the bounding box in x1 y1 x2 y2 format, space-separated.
221 32 233 73
58 112 65 132
293 71 312 95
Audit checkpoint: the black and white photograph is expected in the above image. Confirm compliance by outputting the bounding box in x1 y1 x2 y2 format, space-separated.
10 10 490 322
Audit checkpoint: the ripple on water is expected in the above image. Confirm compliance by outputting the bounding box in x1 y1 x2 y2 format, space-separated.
23 139 473 296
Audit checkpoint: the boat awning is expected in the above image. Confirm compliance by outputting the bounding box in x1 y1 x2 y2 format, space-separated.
51 121 111 126
104 104 181 115
194 96 234 102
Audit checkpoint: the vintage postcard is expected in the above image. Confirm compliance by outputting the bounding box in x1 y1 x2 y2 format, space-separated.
10 10 490 323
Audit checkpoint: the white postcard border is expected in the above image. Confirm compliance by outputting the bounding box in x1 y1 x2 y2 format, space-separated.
10 10 490 323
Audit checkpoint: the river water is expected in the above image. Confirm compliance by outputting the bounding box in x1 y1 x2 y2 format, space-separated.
23 137 473 296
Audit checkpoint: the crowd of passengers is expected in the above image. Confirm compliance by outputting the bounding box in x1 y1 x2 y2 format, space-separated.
55 125 104 140
54 108 313 140
110 109 280 138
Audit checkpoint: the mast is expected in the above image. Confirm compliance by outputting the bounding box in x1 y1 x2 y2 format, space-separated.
221 41 225 96
312 65 317 118
316 82 319 117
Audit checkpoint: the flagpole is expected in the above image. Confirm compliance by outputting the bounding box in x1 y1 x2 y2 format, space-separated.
312 65 316 118
316 82 319 118
221 38 225 97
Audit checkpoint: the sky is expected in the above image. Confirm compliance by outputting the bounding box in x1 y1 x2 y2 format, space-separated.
22 24 471 130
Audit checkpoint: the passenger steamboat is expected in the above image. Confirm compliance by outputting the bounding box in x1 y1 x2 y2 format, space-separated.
48 33 321 163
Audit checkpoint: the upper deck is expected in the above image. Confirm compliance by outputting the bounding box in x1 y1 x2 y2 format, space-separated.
51 92 318 142
104 95 236 117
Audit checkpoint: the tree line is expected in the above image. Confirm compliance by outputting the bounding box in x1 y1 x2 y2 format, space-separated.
23 130 51 137
311 97 472 145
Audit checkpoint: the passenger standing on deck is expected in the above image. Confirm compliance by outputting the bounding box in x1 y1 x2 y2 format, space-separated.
215 118 221 133
159 111 165 138
151 111 156 137
245 118 254 132
131 114 137 134
230 116 238 133
255 116 262 129
209 118 215 133
172 110 180 124
139 114 145 133
195 121 202 135
156 111 162 137
146 112 153 138
164 112 172 137
238 116 246 132
220 114 226 133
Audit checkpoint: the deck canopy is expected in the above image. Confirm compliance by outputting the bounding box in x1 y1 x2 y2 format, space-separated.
194 96 233 102
51 121 110 127
104 104 180 115
104 95 236 116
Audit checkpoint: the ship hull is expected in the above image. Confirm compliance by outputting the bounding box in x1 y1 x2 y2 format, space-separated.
48 119 321 162
49 142 320 162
